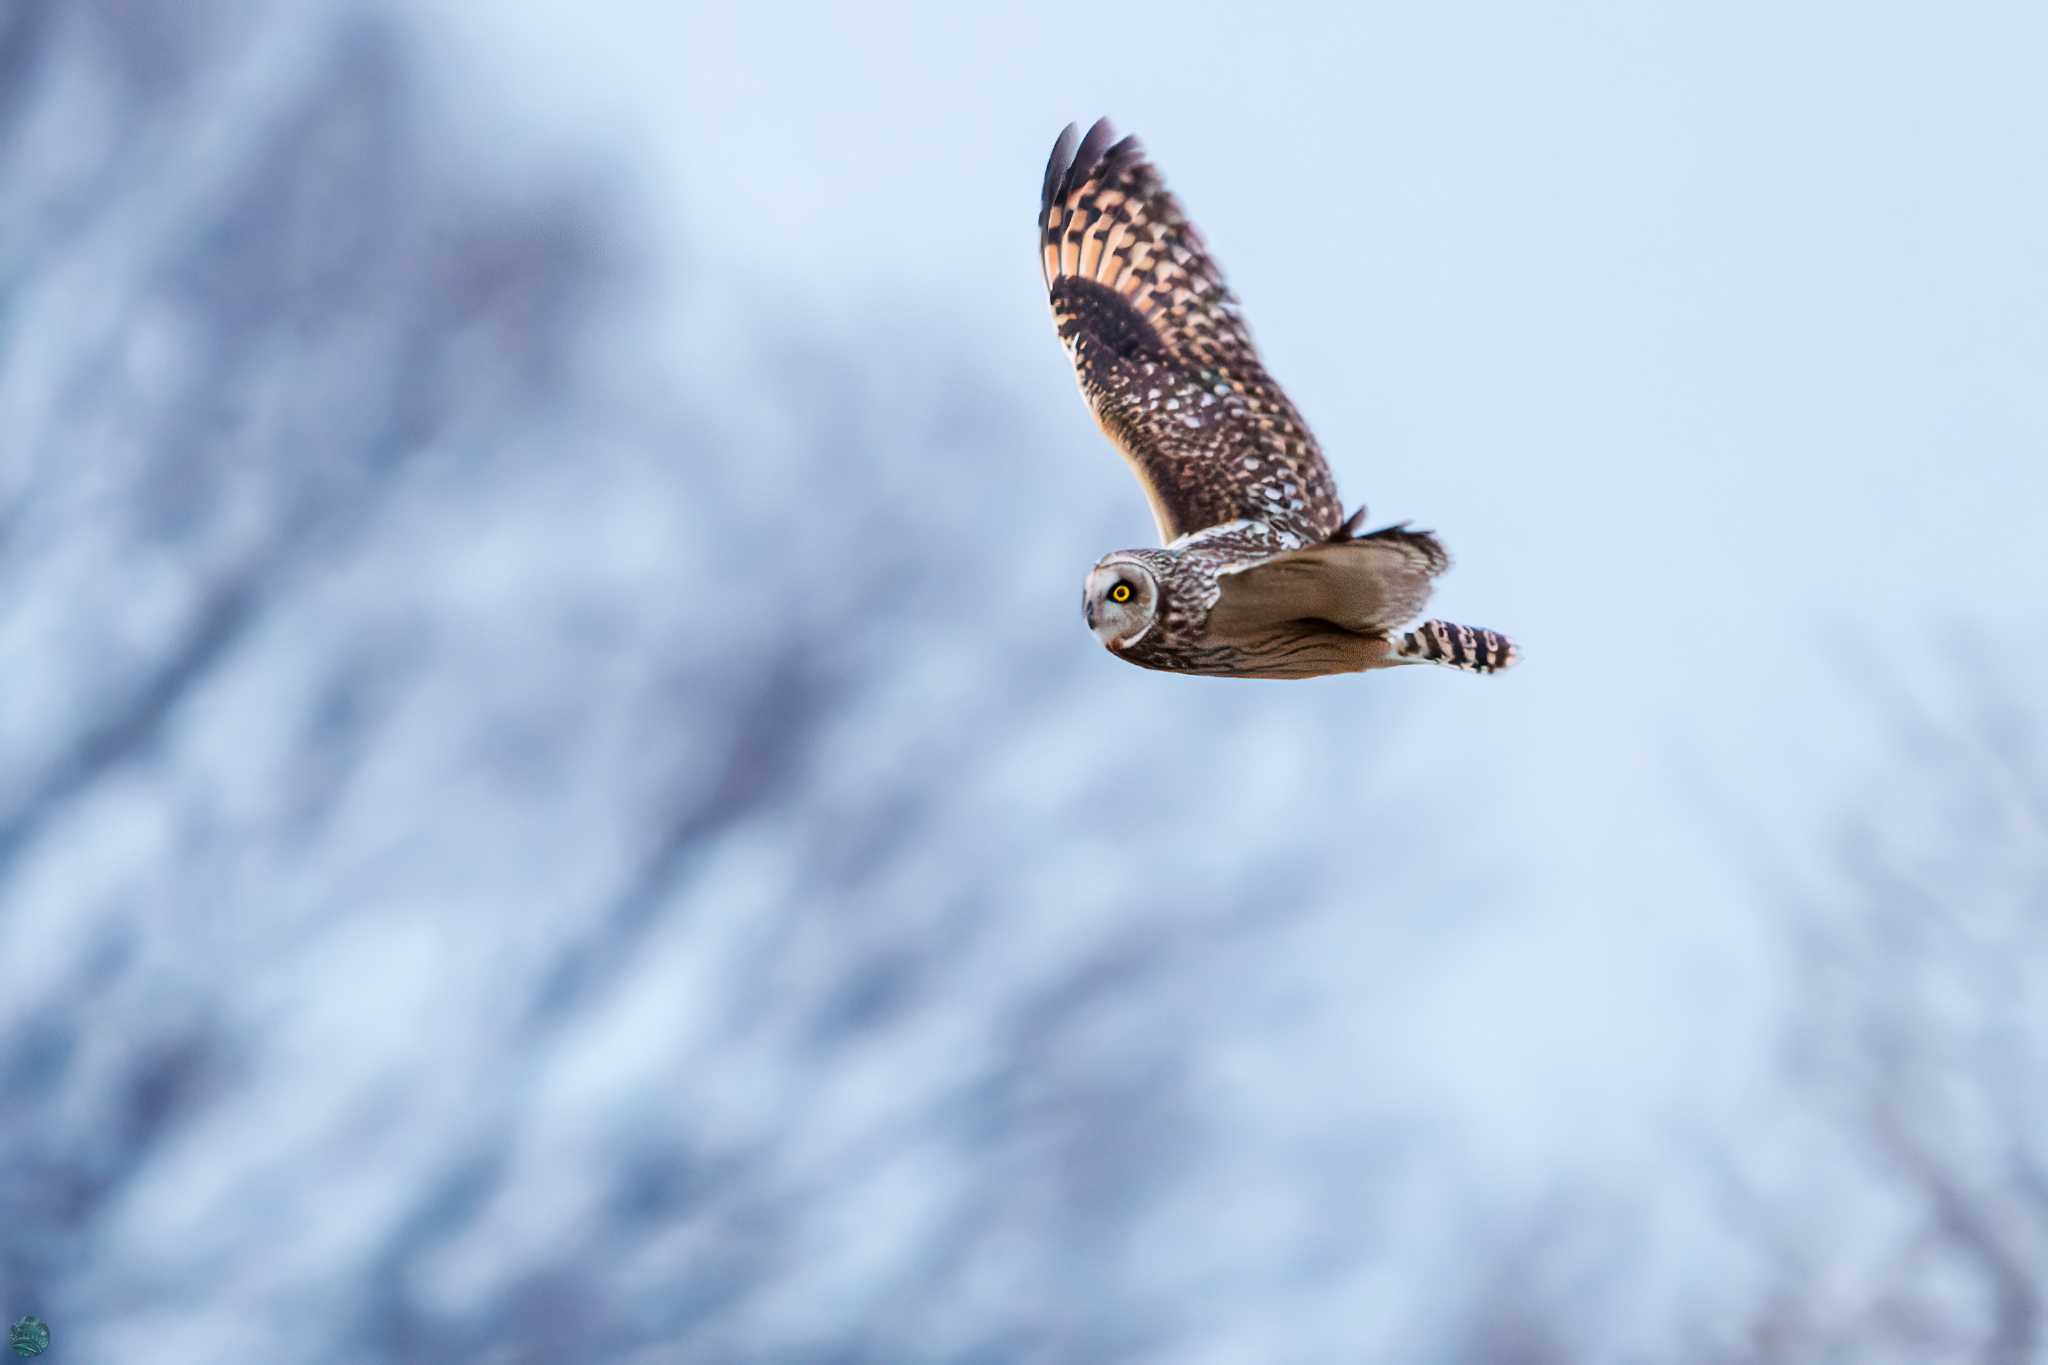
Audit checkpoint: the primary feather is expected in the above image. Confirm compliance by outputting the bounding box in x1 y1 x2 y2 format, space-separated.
1041 118 1342 548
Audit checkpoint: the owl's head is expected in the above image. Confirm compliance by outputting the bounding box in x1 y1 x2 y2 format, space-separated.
1083 556 1161 650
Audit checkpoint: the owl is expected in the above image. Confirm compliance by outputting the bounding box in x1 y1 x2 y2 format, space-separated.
1041 118 1518 679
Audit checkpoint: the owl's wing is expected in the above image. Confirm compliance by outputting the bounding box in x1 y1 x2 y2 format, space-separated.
1041 119 1344 547
1208 524 1449 637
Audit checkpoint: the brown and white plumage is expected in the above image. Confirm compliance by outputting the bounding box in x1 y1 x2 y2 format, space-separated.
1045 118 1519 680
1041 118 1341 549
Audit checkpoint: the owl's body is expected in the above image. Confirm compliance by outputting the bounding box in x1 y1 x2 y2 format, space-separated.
1042 119 1518 680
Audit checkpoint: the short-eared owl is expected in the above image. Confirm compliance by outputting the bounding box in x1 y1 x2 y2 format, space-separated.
1041 118 1518 679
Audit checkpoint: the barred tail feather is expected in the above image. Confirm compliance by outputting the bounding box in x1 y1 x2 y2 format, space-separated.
1395 619 1518 674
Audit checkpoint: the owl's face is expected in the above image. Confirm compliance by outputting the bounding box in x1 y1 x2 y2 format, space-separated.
1083 557 1161 650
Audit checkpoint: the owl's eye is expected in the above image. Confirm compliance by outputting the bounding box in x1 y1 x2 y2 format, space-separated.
1109 582 1134 604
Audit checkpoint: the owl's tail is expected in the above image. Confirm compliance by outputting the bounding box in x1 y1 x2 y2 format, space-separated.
1393 619 1519 674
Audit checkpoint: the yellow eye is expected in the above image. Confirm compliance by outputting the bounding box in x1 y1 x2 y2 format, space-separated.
1110 582 1133 603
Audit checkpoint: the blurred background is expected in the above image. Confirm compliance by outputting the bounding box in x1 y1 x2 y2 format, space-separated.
2 1 2044 1360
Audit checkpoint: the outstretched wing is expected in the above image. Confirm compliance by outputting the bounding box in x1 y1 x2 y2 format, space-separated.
1040 118 1344 547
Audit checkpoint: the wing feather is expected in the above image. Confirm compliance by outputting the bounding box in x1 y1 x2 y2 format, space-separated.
1040 119 1343 546
1210 525 1450 636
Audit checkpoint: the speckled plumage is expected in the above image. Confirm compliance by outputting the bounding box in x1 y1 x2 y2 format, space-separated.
1045 118 1519 680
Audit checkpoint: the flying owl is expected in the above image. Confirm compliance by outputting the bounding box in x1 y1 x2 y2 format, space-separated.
1041 118 1518 679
